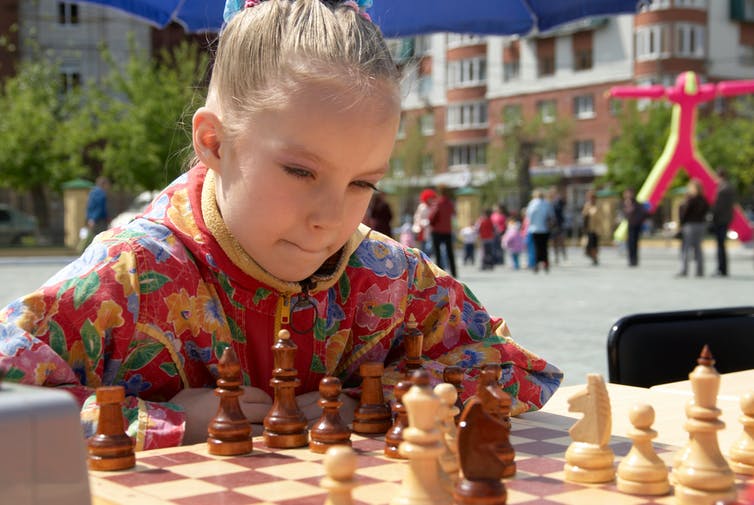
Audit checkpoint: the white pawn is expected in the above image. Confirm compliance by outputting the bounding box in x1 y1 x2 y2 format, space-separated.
321 446 357 505
390 370 452 505
434 383 460 489
616 404 670 495
729 391 754 475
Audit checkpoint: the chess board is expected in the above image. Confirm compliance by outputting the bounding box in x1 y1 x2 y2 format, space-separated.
89 415 753 505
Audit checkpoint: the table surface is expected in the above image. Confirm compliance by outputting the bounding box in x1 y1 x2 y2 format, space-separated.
90 371 754 505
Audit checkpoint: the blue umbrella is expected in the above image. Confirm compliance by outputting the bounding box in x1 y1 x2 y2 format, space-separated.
81 0 647 35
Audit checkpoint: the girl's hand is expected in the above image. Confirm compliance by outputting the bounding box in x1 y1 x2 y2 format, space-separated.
171 386 272 444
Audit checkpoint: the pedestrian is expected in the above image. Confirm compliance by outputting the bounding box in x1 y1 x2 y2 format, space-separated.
429 185 458 277
366 192 393 237
502 212 524 270
622 187 647 267
79 176 111 251
412 188 436 254
676 179 710 278
525 189 556 273
490 203 507 265
710 168 736 277
581 189 606 266
459 223 477 266
549 187 567 264
0 0 562 449
476 208 496 270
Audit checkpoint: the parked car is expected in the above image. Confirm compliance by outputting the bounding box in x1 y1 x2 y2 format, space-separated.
0 204 39 246
109 191 159 229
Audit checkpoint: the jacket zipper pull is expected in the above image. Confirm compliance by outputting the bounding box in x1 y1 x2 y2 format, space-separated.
290 279 319 334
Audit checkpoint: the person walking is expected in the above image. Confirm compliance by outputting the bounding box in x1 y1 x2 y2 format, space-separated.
676 179 710 278
412 188 436 254
622 187 647 267
429 186 458 277
366 192 393 238
490 203 507 266
476 208 496 270
459 223 477 266
525 189 555 273
502 212 524 270
79 176 111 252
710 168 736 277
581 189 605 266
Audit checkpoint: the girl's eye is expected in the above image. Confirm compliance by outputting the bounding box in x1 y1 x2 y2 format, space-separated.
284 166 313 179
352 180 379 191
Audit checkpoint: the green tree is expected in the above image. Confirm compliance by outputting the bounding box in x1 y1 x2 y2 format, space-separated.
0 59 88 229
93 40 210 191
603 101 672 192
487 111 570 209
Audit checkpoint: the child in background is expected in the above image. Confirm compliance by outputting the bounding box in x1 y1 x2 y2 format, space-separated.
0 0 562 449
459 223 477 265
502 212 525 270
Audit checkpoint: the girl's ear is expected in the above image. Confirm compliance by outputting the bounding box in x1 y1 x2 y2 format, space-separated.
193 107 224 172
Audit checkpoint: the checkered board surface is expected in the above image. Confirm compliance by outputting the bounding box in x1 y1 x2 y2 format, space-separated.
90 416 752 505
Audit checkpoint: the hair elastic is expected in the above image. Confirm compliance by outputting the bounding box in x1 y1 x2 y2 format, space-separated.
224 0 373 24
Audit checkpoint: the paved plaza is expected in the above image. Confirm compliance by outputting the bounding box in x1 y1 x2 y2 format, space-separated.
1 240 752 385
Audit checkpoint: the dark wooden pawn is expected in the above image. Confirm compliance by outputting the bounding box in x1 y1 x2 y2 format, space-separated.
263 329 309 448
310 376 351 454
454 398 508 505
352 361 392 434
207 346 253 455
384 379 413 458
404 314 424 377
87 386 135 471
443 365 466 423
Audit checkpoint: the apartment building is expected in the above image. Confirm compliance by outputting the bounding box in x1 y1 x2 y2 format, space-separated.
390 0 754 211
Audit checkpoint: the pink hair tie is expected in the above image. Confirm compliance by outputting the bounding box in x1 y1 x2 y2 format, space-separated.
245 0 261 7
341 0 371 21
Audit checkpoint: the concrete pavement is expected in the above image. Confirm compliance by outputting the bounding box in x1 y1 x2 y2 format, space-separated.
0 241 752 386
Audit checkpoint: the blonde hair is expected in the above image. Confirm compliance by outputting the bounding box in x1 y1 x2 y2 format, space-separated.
208 0 400 138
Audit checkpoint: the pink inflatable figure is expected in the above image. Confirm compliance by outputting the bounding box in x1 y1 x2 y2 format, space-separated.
610 71 754 243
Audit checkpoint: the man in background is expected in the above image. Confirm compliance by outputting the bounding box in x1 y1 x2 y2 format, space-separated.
710 168 736 277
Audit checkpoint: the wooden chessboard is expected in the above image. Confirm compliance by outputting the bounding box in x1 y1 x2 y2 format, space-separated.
89 414 752 505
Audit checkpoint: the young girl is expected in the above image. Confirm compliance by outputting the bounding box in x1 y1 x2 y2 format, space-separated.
0 0 562 449
502 213 525 270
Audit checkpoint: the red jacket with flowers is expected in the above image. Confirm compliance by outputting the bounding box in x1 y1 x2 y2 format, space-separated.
0 165 562 449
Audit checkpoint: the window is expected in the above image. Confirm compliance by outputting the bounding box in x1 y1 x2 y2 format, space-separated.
447 34 485 47
574 140 594 164
447 57 487 88
609 98 623 116
537 99 557 123
448 143 487 167
574 95 595 119
397 116 406 139
447 101 488 130
58 2 79 24
635 25 670 60
417 76 433 99
640 0 670 10
674 0 706 8
541 147 557 167
503 40 520 82
414 35 432 56
420 113 435 135
572 31 593 71
390 158 405 177
60 69 81 92
421 155 434 176
731 0 754 21
741 44 754 66
537 37 555 77
676 23 706 58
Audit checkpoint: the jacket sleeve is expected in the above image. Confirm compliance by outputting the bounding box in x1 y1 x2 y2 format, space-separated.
383 250 563 415
0 236 186 450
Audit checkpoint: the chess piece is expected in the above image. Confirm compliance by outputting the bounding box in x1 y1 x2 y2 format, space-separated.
321 445 358 505
616 403 670 495
263 329 309 448
442 365 465 422
310 376 352 454
352 361 392 434
474 364 515 478
673 346 737 505
403 314 424 377
207 346 254 455
390 369 452 505
87 386 136 471
564 373 616 483
385 379 413 459
729 390 754 475
434 382 460 490
453 398 508 505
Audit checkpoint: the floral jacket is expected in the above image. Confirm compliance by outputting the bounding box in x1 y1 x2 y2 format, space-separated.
0 165 563 450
